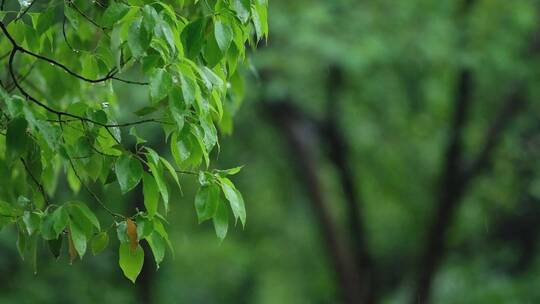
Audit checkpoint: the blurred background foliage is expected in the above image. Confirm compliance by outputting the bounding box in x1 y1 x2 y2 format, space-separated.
2 0 540 303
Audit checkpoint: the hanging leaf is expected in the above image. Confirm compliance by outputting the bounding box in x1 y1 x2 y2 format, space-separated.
91 231 109 255
194 184 219 223
6 117 29 161
214 19 233 53
213 198 228 241
115 155 143 193
142 173 159 217
146 232 166 269
119 243 144 283
219 177 246 226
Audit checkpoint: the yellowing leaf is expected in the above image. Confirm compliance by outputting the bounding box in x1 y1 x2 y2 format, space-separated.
126 218 138 251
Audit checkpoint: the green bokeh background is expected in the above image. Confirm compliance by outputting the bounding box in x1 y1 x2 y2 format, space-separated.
2 0 540 303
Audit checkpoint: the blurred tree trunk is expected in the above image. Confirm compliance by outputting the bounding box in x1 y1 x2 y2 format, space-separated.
322 65 376 303
264 101 364 304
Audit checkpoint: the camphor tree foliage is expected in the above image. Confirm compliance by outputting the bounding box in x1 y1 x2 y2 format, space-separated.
0 0 267 282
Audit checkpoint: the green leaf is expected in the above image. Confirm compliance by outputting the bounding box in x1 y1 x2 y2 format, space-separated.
146 232 165 269
134 106 159 117
119 243 144 283
64 5 80 30
52 207 69 237
36 8 55 35
251 3 268 41
181 18 206 59
215 166 243 176
91 231 109 255
102 2 130 27
68 203 99 239
231 0 250 23
115 155 143 193
156 20 176 52
6 117 29 161
48 237 63 259
213 198 228 241
128 19 151 58
150 68 173 101
22 211 41 235
148 161 169 212
0 201 23 217
16 224 27 259
136 216 154 240
69 221 87 258
204 33 224 67
214 19 233 53
41 206 68 240
153 218 173 253
142 172 159 217
219 177 246 226
116 221 129 244
195 184 219 223
70 202 100 231
171 132 191 167
160 157 180 188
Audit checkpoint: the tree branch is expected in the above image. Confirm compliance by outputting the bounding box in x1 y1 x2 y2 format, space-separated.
58 118 124 219
67 0 108 32
6 48 156 128
464 92 525 179
13 0 36 22
322 65 376 303
0 21 147 85
20 157 49 206
413 69 473 303
413 76 526 303
264 100 364 304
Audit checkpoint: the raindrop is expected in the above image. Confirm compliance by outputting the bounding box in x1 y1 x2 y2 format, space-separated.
20 0 31 8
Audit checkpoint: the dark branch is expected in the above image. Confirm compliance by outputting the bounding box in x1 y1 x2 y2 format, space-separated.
58 118 123 219
6 48 155 128
322 65 376 303
413 76 526 303
0 21 148 85
20 157 49 206
62 16 78 53
264 100 364 304
413 69 473 303
464 93 525 179
6 62 35 92
13 0 36 22
68 1 108 31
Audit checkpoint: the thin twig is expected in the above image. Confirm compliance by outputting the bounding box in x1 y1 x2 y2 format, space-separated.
6 48 154 128
20 157 50 206
62 16 78 53
7 62 35 92
58 115 123 219
13 0 36 22
68 0 107 32
0 21 148 85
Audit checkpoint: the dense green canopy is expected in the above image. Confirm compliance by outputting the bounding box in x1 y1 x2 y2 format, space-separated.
0 0 266 283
